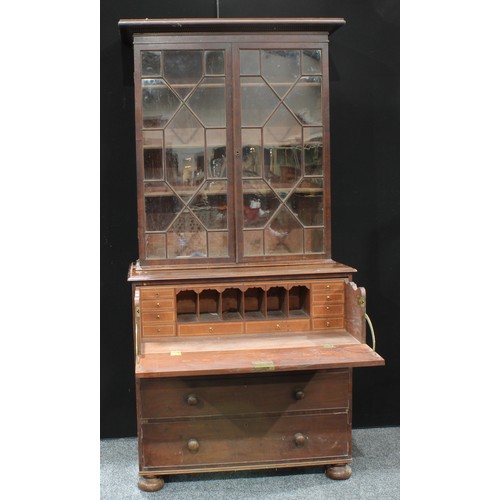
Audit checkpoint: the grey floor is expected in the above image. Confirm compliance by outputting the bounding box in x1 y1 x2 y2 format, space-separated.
101 427 399 500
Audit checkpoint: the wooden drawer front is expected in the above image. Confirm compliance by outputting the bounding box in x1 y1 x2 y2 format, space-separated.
311 281 344 293
245 320 287 334
178 322 244 336
142 324 176 337
312 292 344 304
142 311 176 323
287 319 311 332
140 299 175 311
142 412 349 468
312 318 344 330
140 370 349 419
312 304 344 318
140 287 175 300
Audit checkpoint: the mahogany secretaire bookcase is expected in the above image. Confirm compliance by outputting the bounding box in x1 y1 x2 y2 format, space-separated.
118 18 385 492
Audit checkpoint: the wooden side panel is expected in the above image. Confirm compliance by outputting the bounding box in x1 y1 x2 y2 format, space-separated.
344 282 366 343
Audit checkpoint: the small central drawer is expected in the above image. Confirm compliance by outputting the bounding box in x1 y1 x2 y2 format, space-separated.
178 322 244 336
139 370 349 419
141 299 175 311
142 411 350 469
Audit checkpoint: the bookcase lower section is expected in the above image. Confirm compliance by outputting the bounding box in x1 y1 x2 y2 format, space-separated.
136 369 354 491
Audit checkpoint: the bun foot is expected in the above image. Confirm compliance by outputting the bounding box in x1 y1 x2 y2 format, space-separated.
326 464 352 480
138 476 164 492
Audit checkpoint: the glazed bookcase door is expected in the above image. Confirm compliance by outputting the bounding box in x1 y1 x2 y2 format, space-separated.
135 43 235 264
234 43 331 262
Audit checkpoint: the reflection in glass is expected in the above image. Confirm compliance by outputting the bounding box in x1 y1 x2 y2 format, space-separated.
262 50 300 97
240 76 280 127
145 233 166 259
241 129 262 178
243 230 264 256
142 52 161 76
189 181 228 230
242 179 281 228
263 105 302 195
167 209 207 258
240 50 260 75
305 228 324 254
207 129 227 178
264 206 303 255
302 50 322 75
187 77 226 127
142 79 181 128
304 127 323 176
163 51 203 98
286 178 324 227
208 231 229 258
145 191 184 231
285 76 322 125
143 131 163 180
164 106 205 198
205 51 225 75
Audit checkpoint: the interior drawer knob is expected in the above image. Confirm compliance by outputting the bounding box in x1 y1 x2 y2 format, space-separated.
187 438 200 452
294 389 305 400
208 327 214 333
294 433 306 447
156 302 161 308
186 394 199 406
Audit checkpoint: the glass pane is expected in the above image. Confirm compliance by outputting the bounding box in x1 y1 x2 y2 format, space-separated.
142 51 161 76
240 76 280 127
305 228 324 254
187 77 226 127
164 106 205 200
145 190 183 231
264 206 304 255
167 210 207 258
286 178 324 227
208 231 229 258
142 79 181 128
262 50 300 97
242 129 262 178
240 50 260 75
304 127 323 176
242 179 281 228
205 51 225 75
207 129 227 178
243 230 264 256
285 76 322 125
145 233 166 259
302 50 322 75
263 105 302 196
163 50 203 98
143 131 163 180
189 181 228 230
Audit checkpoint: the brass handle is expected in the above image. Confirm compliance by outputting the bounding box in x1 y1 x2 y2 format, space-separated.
187 438 199 452
294 433 306 447
208 327 214 333
156 302 160 308
156 314 161 319
326 295 331 301
186 394 199 406
294 389 305 400
276 324 281 330
325 306 331 311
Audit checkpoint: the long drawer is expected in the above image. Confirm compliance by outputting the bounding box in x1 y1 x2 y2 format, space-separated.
139 370 349 419
142 411 350 469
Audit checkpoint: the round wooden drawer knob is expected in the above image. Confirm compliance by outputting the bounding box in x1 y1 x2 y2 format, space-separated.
294 433 306 447
156 314 161 319
187 438 200 452
294 389 305 400
186 394 199 406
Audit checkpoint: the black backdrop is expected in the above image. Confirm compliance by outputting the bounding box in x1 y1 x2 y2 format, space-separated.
101 0 400 438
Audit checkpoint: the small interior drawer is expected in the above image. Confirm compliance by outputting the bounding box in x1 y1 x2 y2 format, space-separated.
311 281 344 293
140 287 175 300
141 299 175 311
312 304 344 318
142 311 176 323
312 318 344 330
142 324 176 337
